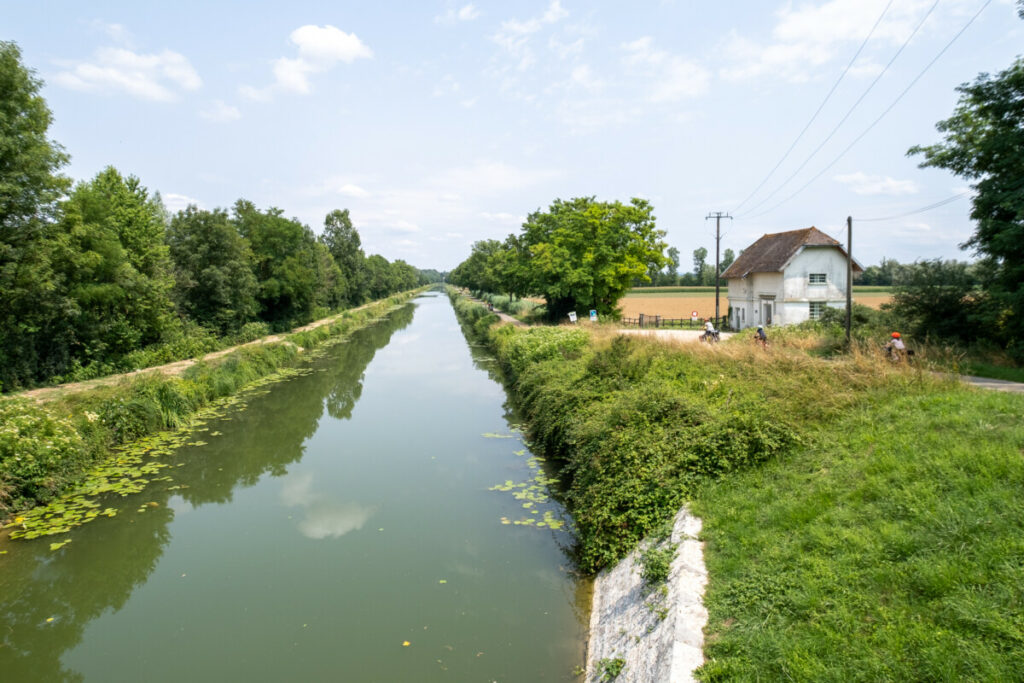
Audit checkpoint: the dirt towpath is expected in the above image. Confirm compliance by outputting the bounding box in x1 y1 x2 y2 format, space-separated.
15 303 378 404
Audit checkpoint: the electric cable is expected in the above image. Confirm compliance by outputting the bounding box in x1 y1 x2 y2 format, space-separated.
733 0 895 214
737 0 940 217
743 0 993 221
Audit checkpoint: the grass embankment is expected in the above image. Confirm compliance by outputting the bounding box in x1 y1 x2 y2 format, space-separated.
0 291 420 518
448 288 1024 679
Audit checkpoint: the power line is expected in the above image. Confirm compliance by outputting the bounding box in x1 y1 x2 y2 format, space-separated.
743 0 993 221
732 0 895 214
854 173 1024 222
855 193 967 221
737 0 939 218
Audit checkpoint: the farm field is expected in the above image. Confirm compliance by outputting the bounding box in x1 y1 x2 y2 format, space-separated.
619 287 892 319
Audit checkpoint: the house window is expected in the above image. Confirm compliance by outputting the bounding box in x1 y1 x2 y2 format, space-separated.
809 302 825 320
809 273 827 285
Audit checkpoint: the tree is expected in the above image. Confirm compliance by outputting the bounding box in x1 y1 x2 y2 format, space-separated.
721 248 735 273
233 200 322 330
52 167 177 363
0 41 72 389
167 206 258 333
909 56 1024 359
665 246 680 285
320 209 365 305
692 247 708 284
887 260 982 342
518 197 667 319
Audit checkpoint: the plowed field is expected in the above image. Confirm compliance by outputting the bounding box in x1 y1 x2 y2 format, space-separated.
619 291 891 319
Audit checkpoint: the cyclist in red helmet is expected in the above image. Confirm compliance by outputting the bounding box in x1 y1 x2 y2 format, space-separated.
885 331 906 362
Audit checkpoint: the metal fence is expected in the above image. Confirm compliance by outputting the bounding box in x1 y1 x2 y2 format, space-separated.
620 314 730 330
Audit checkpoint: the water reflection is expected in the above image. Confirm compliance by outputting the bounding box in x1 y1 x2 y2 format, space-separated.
0 303 416 680
280 472 376 540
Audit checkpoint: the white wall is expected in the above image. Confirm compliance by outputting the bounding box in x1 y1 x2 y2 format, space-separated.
727 247 853 329
783 248 850 302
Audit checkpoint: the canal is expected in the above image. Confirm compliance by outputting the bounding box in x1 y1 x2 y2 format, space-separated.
0 292 587 681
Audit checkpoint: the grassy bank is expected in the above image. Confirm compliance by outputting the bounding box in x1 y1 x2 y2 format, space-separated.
448 288 1024 678
0 291 420 519
694 388 1024 681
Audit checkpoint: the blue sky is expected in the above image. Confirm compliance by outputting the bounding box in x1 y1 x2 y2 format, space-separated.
5 0 1021 271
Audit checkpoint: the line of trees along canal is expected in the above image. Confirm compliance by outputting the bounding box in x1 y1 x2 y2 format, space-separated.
0 41 441 391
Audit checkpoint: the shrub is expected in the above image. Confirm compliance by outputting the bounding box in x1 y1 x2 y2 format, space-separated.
0 399 88 510
639 542 677 586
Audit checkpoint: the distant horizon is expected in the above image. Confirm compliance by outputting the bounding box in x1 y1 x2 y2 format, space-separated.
5 0 1020 270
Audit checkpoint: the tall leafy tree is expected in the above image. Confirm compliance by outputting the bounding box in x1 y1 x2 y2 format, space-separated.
320 208 365 305
363 254 393 300
909 56 1024 358
53 167 177 362
692 247 708 283
233 200 322 330
0 41 72 388
167 206 258 333
665 246 680 285
519 197 667 319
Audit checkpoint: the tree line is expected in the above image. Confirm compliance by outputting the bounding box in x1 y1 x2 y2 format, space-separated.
0 42 439 391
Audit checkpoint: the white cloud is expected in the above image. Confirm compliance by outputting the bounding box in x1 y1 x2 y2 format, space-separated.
834 172 920 195
241 24 372 100
622 37 709 101
162 193 202 213
719 0 958 83
200 99 241 122
436 3 482 24
492 0 570 71
90 20 134 46
54 46 201 101
309 177 372 197
291 24 373 63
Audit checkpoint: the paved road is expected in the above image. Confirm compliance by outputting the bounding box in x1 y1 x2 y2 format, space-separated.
617 329 734 342
959 375 1024 393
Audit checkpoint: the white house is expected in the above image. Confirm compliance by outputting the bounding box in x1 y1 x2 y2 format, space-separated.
721 227 862 330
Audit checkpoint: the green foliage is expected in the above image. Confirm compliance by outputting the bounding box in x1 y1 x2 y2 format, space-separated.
885 259 987 344
598 657 625 680
167 206 259 334
910 56 1024 361
0 399 86 509
52 167 177 363
639 542 677 586
233 199 324 331
521 197 668 319
0 41 72 390
320 208 365 305
452 290 801 573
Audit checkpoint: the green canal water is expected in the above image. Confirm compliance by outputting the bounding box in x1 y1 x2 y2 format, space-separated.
0 293 588 681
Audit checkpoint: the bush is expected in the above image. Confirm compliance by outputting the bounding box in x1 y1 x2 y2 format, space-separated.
639 542 677 586
0 399 88 510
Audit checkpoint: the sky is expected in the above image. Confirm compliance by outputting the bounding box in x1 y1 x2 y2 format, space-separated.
4 0 1022 272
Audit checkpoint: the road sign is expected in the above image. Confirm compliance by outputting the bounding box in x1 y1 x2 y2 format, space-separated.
589 310 597 322
691 310 698 320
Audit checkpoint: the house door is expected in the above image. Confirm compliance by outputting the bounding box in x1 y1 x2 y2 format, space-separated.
763 301 773 326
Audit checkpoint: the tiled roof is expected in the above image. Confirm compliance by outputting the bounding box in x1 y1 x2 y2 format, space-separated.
720 227 861 279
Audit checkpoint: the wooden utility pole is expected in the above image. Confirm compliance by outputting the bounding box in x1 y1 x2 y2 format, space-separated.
705 212 733 326
846 215 853 345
